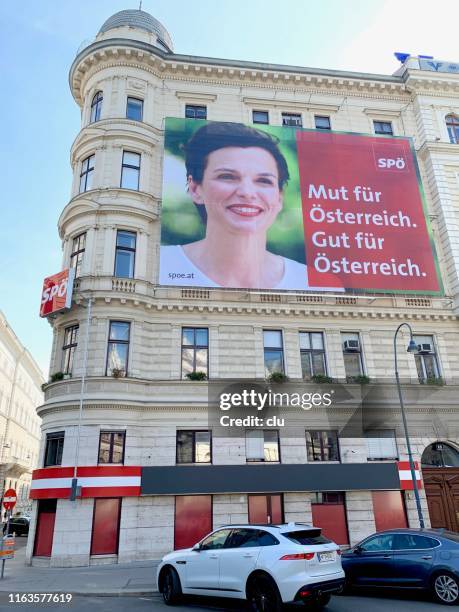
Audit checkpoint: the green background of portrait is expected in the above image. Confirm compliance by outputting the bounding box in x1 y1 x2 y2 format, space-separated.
161 117 305 264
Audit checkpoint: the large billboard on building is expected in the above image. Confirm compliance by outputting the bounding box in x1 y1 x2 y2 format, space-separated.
159 118 442 294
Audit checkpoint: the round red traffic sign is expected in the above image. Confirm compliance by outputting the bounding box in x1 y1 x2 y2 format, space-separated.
3 489 17 511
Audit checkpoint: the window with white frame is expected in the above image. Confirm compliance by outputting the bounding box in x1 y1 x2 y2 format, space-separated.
126 97 143 121
253 110 269 124
79 155 95 193
263 330 284 376
120 151 140 190
90 91 103 123
413 335 440 382
366 430 398 460
246 430 279 462
314 115 331 130
282 113 302 127
373 120 393 135
299 332 327 379
341 332 364 379
446 114 459 144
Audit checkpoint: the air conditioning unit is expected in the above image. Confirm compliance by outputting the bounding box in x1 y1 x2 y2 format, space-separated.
343 339 360 352
418 343 433 354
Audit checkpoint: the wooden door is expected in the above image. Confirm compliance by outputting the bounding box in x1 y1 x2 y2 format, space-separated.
423 468 459 531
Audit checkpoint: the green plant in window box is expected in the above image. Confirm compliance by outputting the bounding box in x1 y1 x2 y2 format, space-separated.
112 368 126 378
346 375 370 385
50 372 64 383
186 371 208 381
310 374 334 384
267 371 289 384
424 376 444 386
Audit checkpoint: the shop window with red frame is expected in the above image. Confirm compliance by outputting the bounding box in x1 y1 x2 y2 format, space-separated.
248 494 283 524
90 498 122 556
174 495 212 550
311 492 349 545
372 491 408 531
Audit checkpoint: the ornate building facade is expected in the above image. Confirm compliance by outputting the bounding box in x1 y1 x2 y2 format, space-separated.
0 310 43 517
28 9 459 566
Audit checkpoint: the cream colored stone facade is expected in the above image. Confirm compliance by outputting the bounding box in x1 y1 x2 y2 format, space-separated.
0 311 43 516
29 10 459 567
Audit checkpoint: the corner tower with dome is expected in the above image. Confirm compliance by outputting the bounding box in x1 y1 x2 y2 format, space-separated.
30 8 459 566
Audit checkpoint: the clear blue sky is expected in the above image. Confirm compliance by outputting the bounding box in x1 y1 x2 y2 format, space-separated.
1 0 458 376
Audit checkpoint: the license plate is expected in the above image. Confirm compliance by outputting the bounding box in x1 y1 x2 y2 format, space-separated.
318 552 334 562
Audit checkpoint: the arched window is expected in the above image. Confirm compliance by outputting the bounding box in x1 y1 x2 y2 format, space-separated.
446 114 459 144
421 442 459 467
90 91 103 123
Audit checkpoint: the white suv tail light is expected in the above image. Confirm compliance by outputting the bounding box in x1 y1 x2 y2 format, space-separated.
280 553 315 561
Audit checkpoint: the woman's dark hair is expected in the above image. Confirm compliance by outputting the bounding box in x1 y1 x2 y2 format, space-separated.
184 121 290 189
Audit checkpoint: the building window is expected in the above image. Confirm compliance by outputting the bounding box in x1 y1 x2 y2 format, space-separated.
315 115 331 130
246 430 280 462
341 332 363 379
306 430 340 461
62 325 78 375
120 151 140 190
44 432 64 467
446 114 459 144
106 321 130 377
181 327 208 378
114 230 136 278
253 110 269 124
366 430 398 461
413 335 440 382
299 332 327 379
373 120 393 135
185 105 207 119
79 154 95 193
70 232 86 278
176 431 211 463
98 431 126 464
282 112 302 127
90 91 103 123
126 97 143 121
263 330 284 376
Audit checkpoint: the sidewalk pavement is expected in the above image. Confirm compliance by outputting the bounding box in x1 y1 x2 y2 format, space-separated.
0 539 160 597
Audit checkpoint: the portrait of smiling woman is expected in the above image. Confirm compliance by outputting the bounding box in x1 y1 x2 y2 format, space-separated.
159 121 308 290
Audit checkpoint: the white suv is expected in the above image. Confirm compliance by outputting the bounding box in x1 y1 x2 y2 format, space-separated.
157 523 345 610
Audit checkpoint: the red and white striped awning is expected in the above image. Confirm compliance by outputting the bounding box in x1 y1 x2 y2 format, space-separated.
30 466 141 499
397 461 423 490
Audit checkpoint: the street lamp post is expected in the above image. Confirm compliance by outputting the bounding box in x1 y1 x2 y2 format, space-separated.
394 322 425 528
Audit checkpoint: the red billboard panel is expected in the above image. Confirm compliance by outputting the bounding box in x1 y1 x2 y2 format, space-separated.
39 268 75 317
297 131 440 292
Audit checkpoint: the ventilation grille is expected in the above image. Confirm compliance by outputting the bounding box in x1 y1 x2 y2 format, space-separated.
181 289 210 299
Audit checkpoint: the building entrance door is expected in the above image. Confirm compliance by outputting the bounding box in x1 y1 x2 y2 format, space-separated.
422 442 459 532
33 499 57 557
423 469 459 531
248 494 283 524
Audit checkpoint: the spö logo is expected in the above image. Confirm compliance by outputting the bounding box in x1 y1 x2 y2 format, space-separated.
377 157 406 170
372 141 409 173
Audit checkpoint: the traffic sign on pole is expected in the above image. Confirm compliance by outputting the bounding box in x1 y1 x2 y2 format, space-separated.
3 489 17 511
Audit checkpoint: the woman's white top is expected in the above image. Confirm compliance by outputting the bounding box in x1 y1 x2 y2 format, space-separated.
159 244 309 290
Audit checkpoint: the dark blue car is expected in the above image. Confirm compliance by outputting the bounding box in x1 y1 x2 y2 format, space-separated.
341 529 459 605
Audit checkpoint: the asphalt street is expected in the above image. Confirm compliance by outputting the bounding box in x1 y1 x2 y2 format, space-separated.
0 592 448 611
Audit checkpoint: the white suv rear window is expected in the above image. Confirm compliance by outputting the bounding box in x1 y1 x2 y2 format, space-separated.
283 529 331 545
